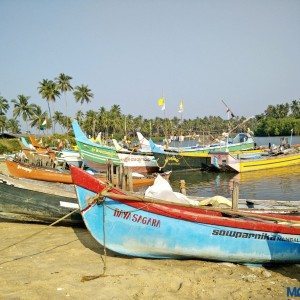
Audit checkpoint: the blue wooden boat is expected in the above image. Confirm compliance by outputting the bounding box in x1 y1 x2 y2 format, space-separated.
72 120 159 174
71 166 300 263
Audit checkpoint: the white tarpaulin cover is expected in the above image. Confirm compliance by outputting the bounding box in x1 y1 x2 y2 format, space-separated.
145 175 232 208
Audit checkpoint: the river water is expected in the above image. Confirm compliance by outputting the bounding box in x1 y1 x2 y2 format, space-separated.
168 136 300 202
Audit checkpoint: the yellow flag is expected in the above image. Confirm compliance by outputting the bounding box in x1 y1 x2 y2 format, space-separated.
157 97 165 107
178 100 184 113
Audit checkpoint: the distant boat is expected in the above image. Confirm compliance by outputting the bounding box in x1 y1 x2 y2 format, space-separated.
20 136 35 150
0 172 82 225
55 149 83 167
149 139 211 171
180 133 255 154
137 132 255 154
72 120 159 174
210 149 300 172
70 166 300 263
28 135 56 159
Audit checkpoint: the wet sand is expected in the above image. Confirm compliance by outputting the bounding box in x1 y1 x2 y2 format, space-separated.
0 222 299 299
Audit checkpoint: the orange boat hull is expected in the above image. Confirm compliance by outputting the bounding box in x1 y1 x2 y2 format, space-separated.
5 160 73 184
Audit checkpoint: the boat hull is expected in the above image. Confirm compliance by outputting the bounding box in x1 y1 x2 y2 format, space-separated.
180 140 255 154
0 174 82 225
211 152 300 172
152 152 211 171
71 167 300 263
72 120 159 174
76 186 300 263
5 159 73 184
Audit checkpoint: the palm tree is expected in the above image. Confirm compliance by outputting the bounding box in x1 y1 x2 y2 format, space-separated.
55 73 73 131
38 79 60 133
0 95 9 116
0 115 6 133
11 95 36 132
290 100 300 118
75 111 85 125
83 110 97 137
73 84 93 105
97 107 109 138
109 104 122 135
53 111 64 132
30 105 49 133
6 118 20 133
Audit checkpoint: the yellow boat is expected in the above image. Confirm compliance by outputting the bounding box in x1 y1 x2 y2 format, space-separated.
231 164 300 182
210 150 300 173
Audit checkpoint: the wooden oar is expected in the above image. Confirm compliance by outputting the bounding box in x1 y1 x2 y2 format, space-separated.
100 191 300 226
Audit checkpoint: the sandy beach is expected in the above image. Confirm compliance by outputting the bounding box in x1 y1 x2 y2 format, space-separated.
0 222 299 299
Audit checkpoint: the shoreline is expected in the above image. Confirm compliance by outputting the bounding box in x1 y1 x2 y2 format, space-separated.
0 222 299 299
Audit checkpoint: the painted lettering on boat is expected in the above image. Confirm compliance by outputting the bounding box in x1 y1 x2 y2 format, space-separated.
165 156 181 166
81 143 116 158
113 209 161 228
17 165 32 173
121 156 151 162
212 229 300 243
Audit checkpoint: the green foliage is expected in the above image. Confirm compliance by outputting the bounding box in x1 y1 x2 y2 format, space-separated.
0 138 22 154
254 117 300 136
2 73 300 138
0 143 8 154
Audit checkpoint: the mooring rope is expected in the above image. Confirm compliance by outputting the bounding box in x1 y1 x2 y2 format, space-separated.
0 208 79 252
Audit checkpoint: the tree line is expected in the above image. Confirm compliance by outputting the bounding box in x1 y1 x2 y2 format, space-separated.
0 73 299 139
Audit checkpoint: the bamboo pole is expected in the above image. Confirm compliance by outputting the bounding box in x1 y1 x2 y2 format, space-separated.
127 169 133 192
115 166 120 188
110 161 114 186
106 160 110 183
180 180 186 195
232 181 239 211
121 167 127 190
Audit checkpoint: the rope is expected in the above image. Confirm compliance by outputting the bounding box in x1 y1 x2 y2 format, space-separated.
81 200 108 282
0 208 79 252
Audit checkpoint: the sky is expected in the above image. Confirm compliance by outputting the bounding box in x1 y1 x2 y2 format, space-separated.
0 0 300 124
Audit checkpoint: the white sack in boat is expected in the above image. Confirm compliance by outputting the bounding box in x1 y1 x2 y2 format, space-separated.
145 174 232 208
145 175 200 206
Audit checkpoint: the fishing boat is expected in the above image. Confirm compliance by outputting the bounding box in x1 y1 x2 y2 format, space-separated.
28 135 56 159
152 151 211 171
210 149 300 173
231 165 300 184
72 120 159 174
180 132 255 154
20 136 35 150
71 166 300 263
0 173 82 225
137 131 255 154
3 158 170 188
149 139 211 171
5 158 73 184
55 149 83 167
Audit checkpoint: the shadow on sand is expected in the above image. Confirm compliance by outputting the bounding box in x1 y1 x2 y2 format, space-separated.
265 264 300 281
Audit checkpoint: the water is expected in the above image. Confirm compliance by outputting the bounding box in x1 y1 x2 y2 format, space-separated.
167 136 300 202
169 165 300 201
